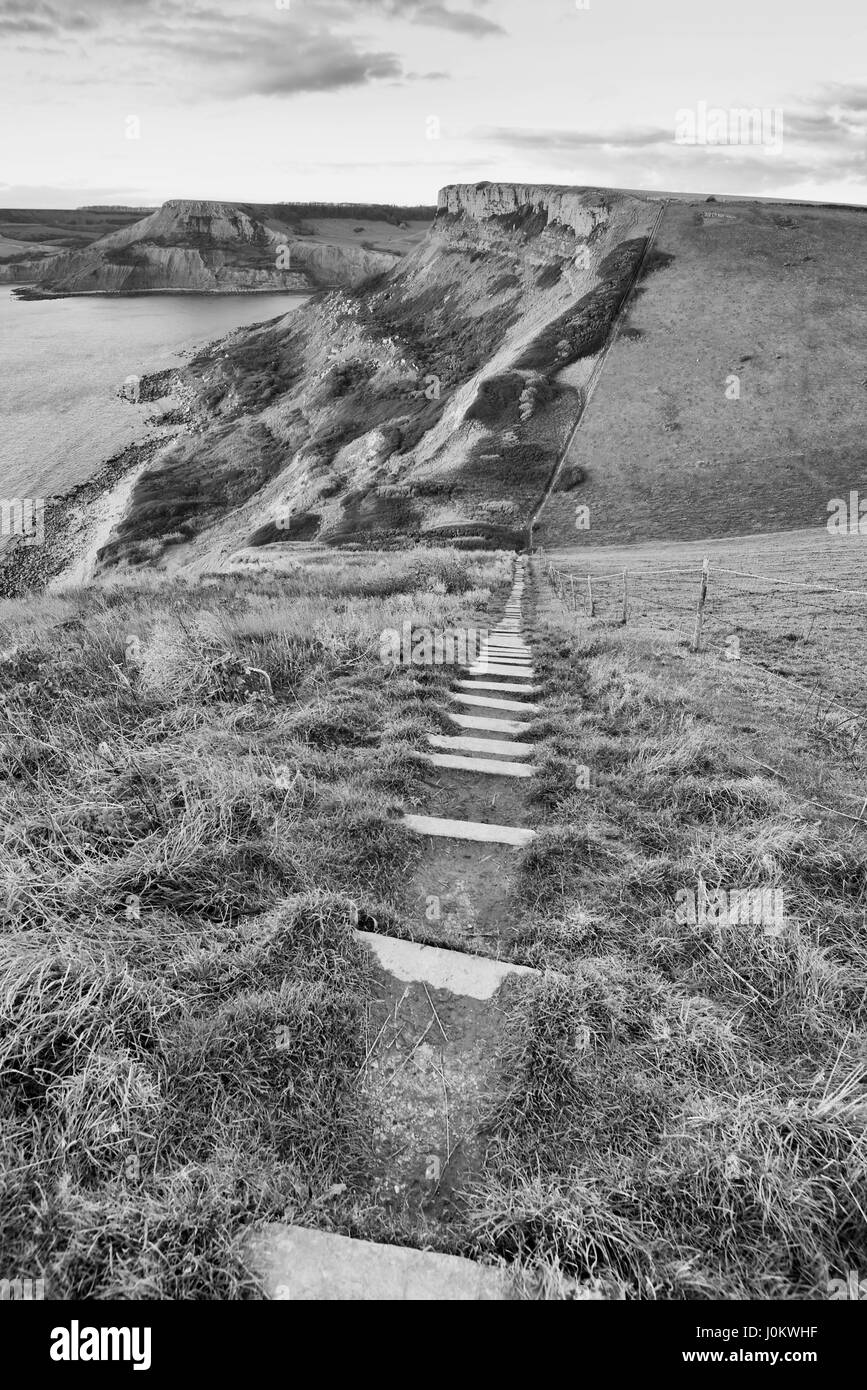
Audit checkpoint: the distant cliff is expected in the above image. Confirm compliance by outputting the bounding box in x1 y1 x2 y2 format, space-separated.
18 199 434 296
90 182 659 570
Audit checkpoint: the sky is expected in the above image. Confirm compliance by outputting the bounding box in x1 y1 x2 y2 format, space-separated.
0 0 864 208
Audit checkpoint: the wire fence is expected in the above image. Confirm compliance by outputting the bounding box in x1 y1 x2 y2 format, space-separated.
535 546 867 818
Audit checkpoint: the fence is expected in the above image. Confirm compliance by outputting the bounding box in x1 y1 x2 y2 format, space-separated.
534 546 867 821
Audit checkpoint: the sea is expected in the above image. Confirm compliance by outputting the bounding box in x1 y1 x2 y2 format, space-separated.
0 287 308 498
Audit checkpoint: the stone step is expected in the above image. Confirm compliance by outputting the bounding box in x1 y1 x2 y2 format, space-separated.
466 664 535 679
452 690 541 710
426 752 537 778
476 664 533 673
354 929 537 998
448 712 528 734
428 733 535 757
404 813 535 847
245 1224 511 1301
455 680 540 695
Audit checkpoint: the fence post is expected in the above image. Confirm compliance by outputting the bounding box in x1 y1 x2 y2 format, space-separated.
621 569 629 625
587 574 595 618
691 557 709 652
570 574 576 611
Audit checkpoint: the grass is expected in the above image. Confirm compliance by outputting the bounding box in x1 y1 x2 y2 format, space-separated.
538 198 867 549
2 541 863 1299
467 582 867 1299
0 547 510 1298
541 530 867 718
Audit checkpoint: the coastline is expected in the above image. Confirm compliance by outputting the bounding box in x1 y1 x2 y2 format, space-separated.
0 427 179 600
13 286 316 302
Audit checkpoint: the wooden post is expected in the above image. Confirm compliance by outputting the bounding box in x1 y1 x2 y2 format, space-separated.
621 568 629 625
587 574 594 618
691 557 709 652
570 574 576 611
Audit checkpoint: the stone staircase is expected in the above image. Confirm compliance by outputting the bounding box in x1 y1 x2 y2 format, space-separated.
243 558 543 1299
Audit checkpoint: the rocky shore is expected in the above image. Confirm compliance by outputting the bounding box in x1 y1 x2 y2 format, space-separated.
0 362 186 598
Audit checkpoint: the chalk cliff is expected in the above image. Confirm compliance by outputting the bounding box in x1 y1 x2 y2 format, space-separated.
21 199 429 296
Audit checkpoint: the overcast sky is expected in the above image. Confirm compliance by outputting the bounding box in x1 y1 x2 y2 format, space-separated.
1 0 864 208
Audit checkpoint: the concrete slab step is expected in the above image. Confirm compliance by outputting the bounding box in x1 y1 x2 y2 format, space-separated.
426 752 537 777
451 691 540 711
404 813 535 847
477 664 533 673
449 712 528 734
245 1224 512 1301
454 681 541 696
478 652 532 662
354 929 537 998
428 733 535 757
466 664 535 679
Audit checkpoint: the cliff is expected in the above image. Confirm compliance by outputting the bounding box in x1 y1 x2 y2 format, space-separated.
81 179 867 577
91 182 659 570
20 199 432 296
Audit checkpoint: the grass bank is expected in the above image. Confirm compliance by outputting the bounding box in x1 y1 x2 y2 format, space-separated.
0 547 509 1297
470 587 867 1299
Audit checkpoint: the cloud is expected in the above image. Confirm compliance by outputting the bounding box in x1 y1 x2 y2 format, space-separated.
0 0 416 98
0 0 96 34
475 83 867 193
348 0 505 37
477 125 673 153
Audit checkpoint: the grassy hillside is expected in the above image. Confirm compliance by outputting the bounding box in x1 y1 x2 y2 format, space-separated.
479 574 866 1298
540 529 867 718
2 547 863 1299
538 198 867 548
0 548 510 1297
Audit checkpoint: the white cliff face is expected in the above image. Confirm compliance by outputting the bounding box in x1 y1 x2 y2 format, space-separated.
435 182 660 242
436 183 605 238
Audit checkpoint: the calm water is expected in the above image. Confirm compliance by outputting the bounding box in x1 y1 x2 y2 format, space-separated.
0 288 307 496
